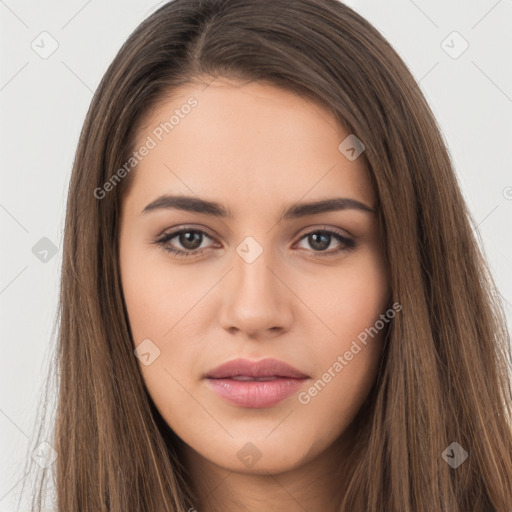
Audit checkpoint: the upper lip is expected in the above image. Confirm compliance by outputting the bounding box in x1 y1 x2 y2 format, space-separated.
205 358 309 379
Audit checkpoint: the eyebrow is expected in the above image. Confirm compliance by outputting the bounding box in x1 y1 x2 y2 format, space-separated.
140 194 375 220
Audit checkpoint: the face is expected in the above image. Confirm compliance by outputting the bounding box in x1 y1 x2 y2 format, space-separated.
119 77 390 477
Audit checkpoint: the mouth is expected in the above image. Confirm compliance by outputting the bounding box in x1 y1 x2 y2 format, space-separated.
204 357 309 380
224 376 284 381
204 358 309 408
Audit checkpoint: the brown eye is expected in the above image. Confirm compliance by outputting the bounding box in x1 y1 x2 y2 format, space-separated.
175 231 204 251
296 229 356 255
153 226 356 259
155 228 216 257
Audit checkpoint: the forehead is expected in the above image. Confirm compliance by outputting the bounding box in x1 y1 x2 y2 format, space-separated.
125 78 374 215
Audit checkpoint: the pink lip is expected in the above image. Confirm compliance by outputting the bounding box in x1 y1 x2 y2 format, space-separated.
204 358 309 408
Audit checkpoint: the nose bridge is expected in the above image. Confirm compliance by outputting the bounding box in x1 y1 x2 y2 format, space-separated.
236 241 276 297
232 235 281 307
218 235 292 336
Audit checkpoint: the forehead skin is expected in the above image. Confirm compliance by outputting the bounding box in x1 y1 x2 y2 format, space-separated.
122 77 376 229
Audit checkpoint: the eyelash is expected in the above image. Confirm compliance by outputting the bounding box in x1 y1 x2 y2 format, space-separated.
153 226 356 259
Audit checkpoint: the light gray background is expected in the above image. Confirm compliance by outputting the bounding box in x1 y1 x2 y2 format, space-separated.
1 0 511 510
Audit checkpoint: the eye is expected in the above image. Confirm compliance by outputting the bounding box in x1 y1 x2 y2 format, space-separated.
153 226 356 258
154 227 217 257
294 227 356 256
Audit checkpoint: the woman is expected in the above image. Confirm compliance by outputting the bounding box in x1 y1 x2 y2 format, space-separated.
25 0 512 510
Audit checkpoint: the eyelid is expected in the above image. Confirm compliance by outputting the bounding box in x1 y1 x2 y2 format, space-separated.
298 224 353 240
155 223 217 239
157 224 352 242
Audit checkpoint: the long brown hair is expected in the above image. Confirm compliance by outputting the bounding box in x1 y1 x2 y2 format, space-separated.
23 0 512 510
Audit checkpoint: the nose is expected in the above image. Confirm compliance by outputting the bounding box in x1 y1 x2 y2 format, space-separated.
218 248 294 340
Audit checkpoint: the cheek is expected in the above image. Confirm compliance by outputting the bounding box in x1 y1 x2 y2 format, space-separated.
302 246 389 344
294 249 389 416
119 244 209 413
120 243 208 343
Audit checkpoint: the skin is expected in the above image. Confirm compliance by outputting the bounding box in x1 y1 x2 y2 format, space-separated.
119 77 391 512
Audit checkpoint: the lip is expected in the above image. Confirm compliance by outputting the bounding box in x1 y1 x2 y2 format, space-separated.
205 358 308 379
204 358 309 408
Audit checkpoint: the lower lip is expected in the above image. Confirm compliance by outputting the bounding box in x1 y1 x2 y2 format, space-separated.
205 377 307 408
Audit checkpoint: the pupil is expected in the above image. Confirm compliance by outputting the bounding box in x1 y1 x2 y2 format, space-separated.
310 233 330 251
180 231 202 250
